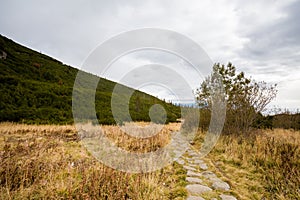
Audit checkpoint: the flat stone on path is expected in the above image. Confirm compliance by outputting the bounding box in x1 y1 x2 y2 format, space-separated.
201 171 217 178
209 177 223 182
186 184 212 195
188 164 198 168
212 181 230 191
194 159 204 164
186 177 203 184
184 165 197 171
220 194 237 200
199 163 208 170
187 170 202 177
186 196 205 200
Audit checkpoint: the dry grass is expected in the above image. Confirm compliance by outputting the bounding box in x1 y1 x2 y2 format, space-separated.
101 122 180 153
196 129 300 199
0 122 186 199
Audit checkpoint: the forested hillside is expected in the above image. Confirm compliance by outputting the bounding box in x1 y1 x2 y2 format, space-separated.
0 35 180 124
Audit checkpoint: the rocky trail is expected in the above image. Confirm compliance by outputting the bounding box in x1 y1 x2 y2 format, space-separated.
177 148 238 200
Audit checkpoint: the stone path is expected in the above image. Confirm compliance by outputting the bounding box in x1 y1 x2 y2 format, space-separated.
177 148 238 200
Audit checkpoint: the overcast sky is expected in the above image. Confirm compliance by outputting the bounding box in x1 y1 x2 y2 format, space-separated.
1 0 299 111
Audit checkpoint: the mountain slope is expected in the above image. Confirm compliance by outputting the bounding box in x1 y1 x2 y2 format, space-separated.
0 35 180 124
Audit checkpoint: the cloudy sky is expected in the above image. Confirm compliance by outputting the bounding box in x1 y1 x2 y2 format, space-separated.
1 0 299 111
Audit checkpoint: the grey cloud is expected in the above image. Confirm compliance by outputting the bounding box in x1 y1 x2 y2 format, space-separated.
0 0 122 67
238 1 300 62
116 63 196 103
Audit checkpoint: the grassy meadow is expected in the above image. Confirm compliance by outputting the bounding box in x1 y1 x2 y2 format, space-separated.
1 122 299 199
0 123 187 200
194 128 300 199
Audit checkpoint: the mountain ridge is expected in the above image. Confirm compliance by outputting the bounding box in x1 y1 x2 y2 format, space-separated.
0 34 181 124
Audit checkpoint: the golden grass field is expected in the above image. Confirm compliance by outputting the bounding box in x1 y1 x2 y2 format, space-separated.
0 122 187 200
1 123 299 199
197 129 300 200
